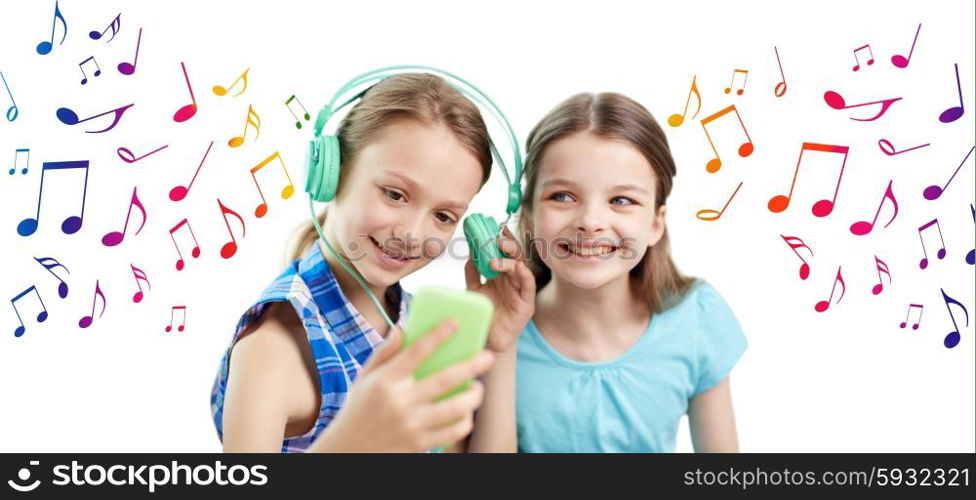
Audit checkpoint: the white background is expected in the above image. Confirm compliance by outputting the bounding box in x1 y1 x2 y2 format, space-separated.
0 0 973 452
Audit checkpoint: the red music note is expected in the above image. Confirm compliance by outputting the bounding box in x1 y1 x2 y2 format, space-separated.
917 218 946 269
117 144 168 164
173 62 198 122
850 180 897 236
696 182 742 221
228 105 261 148
768 143 849 217
923 145 974 200
78 280 106 329
700 104 754 173
102 187 147 247
34 256 70 299
900 303 923 330
724 69 748 95
285 95 311 129
169 219 201 271
213 68 249 97
878 138 929 156
166 306 187 333
216 199 246 259
35 1 67 55
89 13 121 42
851 44 875 71
823 91 901 121
891 24 921 68
940 289 968 348
117 28 142 76
130 264 150 303
871 255 891 295
10 285 48 337
17 160 89 236
773 46 787 97
814 266 845 313
56 104 134 133
251 152 296 218
169 140 214 202
939 63 965 123
780 234 813 280
78 56 101 85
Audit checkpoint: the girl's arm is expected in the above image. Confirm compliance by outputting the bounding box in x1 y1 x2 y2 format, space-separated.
688 377 740 452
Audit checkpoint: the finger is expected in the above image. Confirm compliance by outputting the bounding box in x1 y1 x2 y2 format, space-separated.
416 350 494 402
422 380 485 428
516 261 537 300
490 257 517 275
464 257 482 290
425 414 476 450
392 319 459 375
362 326 402 373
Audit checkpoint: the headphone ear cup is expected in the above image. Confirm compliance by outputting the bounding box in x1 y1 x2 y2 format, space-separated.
319 135 341 202
463 213 501 279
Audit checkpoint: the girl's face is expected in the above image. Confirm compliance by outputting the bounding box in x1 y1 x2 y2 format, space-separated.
327 119 483 288
529 132 666 291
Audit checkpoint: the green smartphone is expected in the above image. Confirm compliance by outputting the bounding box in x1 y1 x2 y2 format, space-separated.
402 285 494 400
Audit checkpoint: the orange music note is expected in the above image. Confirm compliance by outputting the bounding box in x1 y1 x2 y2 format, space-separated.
228 105 261 148
10 285 48 337
940 288 968 348
250 152 296 218
36 1 67 55
285 95 311 129
217 199 246 259
700 104 754 173
773 46 787 97
724 69 748 95
102 187 147 247
814 266 845 313
780 234 813 280
166 306 186 333
824 90 901 121
850 180 897 236
169 219 201 271
668 76 701 127
78 280 106 329
169 140 214 202
900 304 923 330
213 68 249 97
917 218 946 269
130 264 150 303
871 255 891 295
696 182 742 221
851 44 874 71
768 143 849 217
173 62 198 122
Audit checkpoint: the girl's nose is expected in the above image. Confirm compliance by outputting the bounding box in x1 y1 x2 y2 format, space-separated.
391 211 425 252
575 203 607 235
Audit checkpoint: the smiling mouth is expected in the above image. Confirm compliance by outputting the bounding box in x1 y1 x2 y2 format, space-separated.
369 236 420 261
557 242 619 258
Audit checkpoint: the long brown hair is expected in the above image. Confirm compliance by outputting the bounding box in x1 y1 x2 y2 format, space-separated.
517 92 695 313
287 73 494 262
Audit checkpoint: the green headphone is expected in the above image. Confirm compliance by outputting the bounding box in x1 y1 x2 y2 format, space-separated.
305 65 523 329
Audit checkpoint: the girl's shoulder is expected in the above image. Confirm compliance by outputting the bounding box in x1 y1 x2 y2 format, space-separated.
664 279 732 318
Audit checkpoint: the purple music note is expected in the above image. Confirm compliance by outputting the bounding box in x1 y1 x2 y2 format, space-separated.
940 289 968 348
939 63 965 123
923 145 974 200
117 28 142 76
34 256 70 299
56 104 134 134
102 187 147 247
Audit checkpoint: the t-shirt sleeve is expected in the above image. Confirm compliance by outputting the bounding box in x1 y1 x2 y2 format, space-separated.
691 282 748 397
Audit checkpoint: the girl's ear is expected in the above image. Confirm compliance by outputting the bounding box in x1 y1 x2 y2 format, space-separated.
648 204 667 248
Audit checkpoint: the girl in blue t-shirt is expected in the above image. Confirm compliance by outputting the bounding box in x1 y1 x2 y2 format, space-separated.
513 92 747 452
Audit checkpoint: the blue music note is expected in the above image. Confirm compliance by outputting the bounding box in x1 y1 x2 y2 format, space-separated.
17 160 89 237
940 288 969 349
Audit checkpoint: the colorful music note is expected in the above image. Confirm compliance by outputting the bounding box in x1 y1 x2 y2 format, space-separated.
217 199 246 259
35 1 67 55
173 62 198 122
967 204 975 266
1 71 18 122
824 90 901 121
117 144 168 164
900 304 923 330
213 68 249 97
102 187 147 247
117 28 142 76
780 234 813 280
923 145 974 200
17 160 89 237
251 152 296 218
78 56 101 85
878 138 929 156
940 289 968 348
773 46 787 97
696 182 742 221
228 105 261 147
891 24 921 68
850 180 897 236
11 286 48 338
166 306 187 333
699 104 754 173
814 266 845 312
871 255 891 295
169 140 214 202
78 280 106 329
169 219 200 271
89 13 121 42
34 256 69 299
56 104 134 134
917 218 946 269
10 148 29 175
768 143 849 217
939 63 965 123
285 94 311 129
724 69 748 95
130 264 150 303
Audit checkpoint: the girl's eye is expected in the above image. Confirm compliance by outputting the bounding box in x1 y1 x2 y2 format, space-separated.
611 196 636 206
435 212 457 225
549 192 574 202
383 188 406 202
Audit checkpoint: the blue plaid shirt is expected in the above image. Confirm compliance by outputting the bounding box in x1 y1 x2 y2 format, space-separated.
210 243 410 452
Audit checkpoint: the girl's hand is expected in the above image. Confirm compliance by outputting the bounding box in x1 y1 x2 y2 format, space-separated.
316 320 495 453
465 226 536 353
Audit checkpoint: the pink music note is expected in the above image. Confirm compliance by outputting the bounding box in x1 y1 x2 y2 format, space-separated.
780 234 813 280
700 104 754 173
851 44 875 71
823 91 901 121
773 46 787 97
923 145 974 200
668 76 701 128
251 152 296 218
228 105 261 148
117 144 168 164
89 13 121 42
130 264 150 303
34 256 69 299
917 218 946 269
217 199 247 259
900 303 923 330
850 180 897 236
35 1 67 55
891 24 921 68
117 28 142 76
56 104 134 134
169 140 214 202
939 63 965 123
102 187 147 247
768 142 849 217
10 285 48 337
213 68 249 97
878 138 929 156
17 160 89 237
815 266 845 312
78 56 101 85
724 69 748 95
871 255 891 295
285 95 311 129
940 288 968 348
696 182 742 221
173 62 198 122
169 219 200 271
78 280 106 329
166 306 187 333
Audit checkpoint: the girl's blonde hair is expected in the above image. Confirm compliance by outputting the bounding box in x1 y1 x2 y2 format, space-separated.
287 73 494 262
517 92 695 313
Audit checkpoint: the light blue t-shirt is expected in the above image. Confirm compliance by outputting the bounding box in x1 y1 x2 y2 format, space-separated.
516 281 747 453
